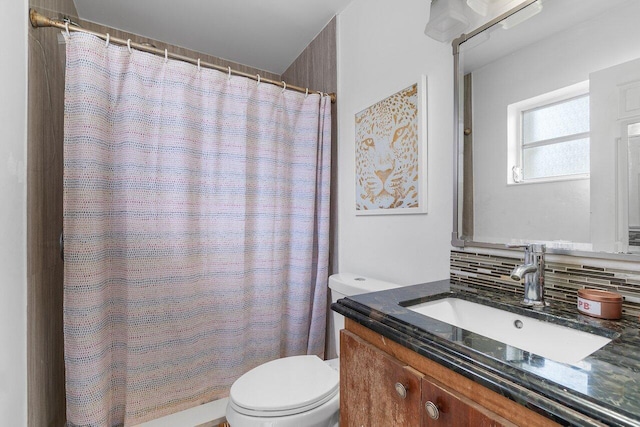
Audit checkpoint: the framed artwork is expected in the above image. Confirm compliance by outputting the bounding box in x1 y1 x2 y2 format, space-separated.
355 76 428 215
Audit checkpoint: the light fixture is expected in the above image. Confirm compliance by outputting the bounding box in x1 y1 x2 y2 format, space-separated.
425 0 543 43
424 0 474 43
466 0 516 17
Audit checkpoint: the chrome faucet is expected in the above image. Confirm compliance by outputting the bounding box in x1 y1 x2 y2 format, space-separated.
508 243 547 307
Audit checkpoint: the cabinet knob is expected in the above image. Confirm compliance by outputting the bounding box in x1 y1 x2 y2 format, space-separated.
394 382 407 399
425 401 440 419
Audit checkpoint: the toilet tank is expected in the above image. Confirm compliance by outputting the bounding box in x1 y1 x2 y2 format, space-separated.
327 273 401 359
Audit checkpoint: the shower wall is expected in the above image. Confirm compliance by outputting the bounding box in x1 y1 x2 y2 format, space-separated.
27 1 76 426
27 4 281 426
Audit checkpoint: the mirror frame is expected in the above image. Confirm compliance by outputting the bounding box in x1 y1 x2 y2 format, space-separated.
450 0 640 262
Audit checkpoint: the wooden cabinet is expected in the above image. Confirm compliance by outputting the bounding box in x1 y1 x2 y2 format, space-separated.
341 329 515 426
341 329 423 425
341 320 561 427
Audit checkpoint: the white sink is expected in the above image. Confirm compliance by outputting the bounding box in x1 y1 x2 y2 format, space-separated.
406 297 612 365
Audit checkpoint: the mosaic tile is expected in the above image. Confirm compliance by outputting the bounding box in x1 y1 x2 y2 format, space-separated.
450 250 640 319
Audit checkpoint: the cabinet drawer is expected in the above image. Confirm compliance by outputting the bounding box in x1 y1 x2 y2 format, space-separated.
422 375 516 427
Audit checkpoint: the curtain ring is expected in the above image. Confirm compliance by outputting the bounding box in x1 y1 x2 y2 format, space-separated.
127 39 132 54
305 88 309 98
256 74 261 86
281 81 287 93
197 58 201 71
105 33 110 47
64 21 70 38
228 66 232 80
164 48 168 63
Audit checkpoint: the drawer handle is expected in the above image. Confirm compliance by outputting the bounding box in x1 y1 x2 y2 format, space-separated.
425 401 440 419
394 382 407 399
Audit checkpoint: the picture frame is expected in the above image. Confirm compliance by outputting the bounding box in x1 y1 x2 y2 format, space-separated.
354 75 428 215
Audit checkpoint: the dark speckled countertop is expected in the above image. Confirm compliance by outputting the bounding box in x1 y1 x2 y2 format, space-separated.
332 280 640 427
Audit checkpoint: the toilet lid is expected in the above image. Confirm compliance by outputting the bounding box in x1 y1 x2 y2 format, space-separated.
229 355 339 417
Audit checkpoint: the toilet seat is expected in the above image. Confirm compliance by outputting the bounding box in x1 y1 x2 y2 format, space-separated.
229 355 339 418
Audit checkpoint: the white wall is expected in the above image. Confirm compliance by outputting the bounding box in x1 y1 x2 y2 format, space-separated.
0 0 28 425
336 0 453 285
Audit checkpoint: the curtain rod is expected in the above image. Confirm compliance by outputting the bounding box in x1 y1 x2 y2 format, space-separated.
29 8 337 104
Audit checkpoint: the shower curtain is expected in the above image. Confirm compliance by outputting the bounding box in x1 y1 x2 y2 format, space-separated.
63 32 331 426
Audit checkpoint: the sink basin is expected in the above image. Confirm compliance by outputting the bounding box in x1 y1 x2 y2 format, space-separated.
406 297 612 364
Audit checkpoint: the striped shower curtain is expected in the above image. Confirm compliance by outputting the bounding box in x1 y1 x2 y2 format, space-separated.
63 33 331 426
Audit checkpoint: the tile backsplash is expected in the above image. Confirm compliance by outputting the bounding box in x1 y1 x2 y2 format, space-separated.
450 250 640 318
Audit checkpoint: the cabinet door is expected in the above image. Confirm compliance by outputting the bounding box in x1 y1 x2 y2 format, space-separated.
422 375 517 427
341 330 423 427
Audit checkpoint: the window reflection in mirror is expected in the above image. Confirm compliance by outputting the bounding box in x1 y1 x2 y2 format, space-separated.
508 84 590 184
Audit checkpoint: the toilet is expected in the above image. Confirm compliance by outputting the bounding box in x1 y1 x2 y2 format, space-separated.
225 273 400 427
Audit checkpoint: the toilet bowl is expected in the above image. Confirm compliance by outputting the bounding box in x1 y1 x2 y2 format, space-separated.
225 273 400 426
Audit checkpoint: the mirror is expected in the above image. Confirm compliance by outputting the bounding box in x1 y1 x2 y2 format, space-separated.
452 0 640 256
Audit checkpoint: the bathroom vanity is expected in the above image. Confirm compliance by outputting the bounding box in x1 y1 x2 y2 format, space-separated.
332 280 640 426
342 324 543 426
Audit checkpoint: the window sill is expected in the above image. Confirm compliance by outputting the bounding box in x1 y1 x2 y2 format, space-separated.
507 173 590 186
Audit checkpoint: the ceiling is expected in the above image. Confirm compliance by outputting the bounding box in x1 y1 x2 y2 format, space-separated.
72 0 356 75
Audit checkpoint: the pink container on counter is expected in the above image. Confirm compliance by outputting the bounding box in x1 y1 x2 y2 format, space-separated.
577 289 622 320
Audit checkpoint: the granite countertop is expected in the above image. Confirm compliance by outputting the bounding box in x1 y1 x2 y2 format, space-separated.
332 279 640 427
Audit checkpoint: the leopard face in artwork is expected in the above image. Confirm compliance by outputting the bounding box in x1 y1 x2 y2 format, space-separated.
355 84 420 211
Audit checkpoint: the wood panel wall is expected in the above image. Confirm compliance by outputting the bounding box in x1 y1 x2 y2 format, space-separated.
462 74 474 238
28 3 76 426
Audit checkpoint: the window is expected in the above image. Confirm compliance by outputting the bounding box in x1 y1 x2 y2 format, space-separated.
508 83 590 184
